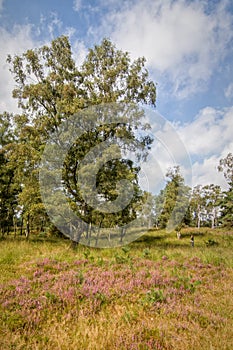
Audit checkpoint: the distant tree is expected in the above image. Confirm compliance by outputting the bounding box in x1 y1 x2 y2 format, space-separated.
155 166 191 230
218 153 233 227
190 185 205 228
136 191 156 228
6 114 49 238
203 184 222 228
190 184 222 228
218 153 233 184
0 113 20 236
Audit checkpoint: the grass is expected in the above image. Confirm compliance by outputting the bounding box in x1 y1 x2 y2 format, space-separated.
0 227 233 349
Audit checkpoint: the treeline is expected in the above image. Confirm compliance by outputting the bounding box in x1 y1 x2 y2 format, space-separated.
0 36 232 240
145 160 233 231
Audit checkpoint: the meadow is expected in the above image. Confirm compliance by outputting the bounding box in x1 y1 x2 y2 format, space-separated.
0 228 232 349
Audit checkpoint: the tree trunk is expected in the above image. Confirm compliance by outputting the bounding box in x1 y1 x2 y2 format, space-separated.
211 207 218 229
25 214 30 240
13 216 17 238
20 217 24 236
120 227 126 243
95 221 103 247
197 205 201 229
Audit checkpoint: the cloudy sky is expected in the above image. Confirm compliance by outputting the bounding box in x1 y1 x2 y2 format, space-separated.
0 0 233 192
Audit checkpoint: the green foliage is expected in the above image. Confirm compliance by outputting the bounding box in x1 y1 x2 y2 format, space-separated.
45 291 59 304
142 247 151 258
173 276 202 293
2 312 26 331
155 166 191 230
121 245 131 254
5 36 157 240
0 113 21 235
218 153 233 184
218 153 233 227
114 251 132 264
83 249 94 262
190 184 222 228
62 115 149 233
142 288 166 305
205 239 218 247
81 38 156 106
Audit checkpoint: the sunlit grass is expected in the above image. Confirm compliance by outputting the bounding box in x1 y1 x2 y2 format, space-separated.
0 228 232 349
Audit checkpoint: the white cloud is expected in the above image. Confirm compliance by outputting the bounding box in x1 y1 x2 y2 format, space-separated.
177 106 233 157
73 0 82 12
0 25 37 114
0 0 4 12
139 110 193 193
72 40 88 67
225 82 233 100
98 0 233 98
141 106 233 192
176 106 233 188
47 12 63 37
192 156 229 189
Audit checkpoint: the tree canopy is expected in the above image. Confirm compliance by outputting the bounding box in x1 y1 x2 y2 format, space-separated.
5 35 157 244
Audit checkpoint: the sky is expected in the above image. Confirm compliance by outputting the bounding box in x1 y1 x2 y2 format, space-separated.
0 0 233 193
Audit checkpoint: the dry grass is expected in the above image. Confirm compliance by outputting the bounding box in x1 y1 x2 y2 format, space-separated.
0 228 233 349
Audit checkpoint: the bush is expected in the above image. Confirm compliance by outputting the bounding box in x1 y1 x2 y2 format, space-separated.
205 239 218 247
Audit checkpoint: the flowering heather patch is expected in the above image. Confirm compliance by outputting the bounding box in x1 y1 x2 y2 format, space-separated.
0 231 232 350
0 256 222 328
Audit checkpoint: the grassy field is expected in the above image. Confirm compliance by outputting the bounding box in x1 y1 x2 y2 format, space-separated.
0 228 233 349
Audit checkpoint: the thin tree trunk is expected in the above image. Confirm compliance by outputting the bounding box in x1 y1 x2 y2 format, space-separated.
20 217 24 236
95 221 102 247
13 216 17 238
197 205 201 229
25 214 30 240
87 222 92 246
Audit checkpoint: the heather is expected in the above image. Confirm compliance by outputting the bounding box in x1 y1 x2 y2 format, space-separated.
0 228 233 349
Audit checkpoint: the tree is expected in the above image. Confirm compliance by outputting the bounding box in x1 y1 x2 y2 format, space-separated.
190 184 222 228
139 192 157 229
155 166 191 230
218 153 233 184
7 36 157 242
203 184 222 228
218 153 233 227
190 185 205 228
0 113 20 236
5 113 49 238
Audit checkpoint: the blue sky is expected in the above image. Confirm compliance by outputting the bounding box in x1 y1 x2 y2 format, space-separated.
0 0 233 192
